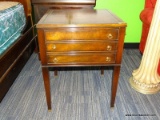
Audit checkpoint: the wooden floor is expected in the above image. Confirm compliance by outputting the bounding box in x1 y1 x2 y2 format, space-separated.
0 49 160 120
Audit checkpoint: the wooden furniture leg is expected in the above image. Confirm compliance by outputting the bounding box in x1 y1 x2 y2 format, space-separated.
54 70 58 76
42 67 51 110
101 67 104 75
111 66 120 107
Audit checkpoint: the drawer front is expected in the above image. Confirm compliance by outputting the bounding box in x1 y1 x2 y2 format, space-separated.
46 42 117 52
47 53 116 64
45 28 118 41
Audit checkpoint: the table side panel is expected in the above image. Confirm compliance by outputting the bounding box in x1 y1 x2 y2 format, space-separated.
115 27 126 64
37 29 48 65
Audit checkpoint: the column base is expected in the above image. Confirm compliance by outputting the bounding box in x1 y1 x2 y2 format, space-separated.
129 77 160 94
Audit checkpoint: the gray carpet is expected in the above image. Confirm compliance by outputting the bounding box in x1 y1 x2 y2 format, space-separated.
0 49 160 120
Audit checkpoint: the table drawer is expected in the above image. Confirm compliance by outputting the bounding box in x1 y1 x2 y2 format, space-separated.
45 28 118 41
46 42 117 52
47 53 116 64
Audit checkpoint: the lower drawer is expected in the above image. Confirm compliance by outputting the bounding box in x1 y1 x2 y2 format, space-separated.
47 53 116 64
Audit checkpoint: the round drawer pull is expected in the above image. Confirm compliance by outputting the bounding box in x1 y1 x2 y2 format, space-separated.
106 57 111 62
52 45 56 49
107 33 113 39
106 45 112 51
53 58 58 63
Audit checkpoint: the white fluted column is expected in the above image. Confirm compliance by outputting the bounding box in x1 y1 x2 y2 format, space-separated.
129 0 160 94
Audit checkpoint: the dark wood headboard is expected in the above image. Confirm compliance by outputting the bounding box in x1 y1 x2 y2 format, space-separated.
31 0 96 5
31 0 96 24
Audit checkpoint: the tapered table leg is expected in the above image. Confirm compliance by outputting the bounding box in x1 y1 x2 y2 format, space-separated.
111 66 120 107
42 67 51 110
54 70 58 76
101 68 104 75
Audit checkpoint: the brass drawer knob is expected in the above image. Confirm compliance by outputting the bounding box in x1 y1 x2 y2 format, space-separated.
106 45 112 51
106 57 111 62
107 33 113 39
52 45 56 49
53 58 58 63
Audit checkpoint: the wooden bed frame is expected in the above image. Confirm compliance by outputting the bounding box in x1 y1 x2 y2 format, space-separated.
0 0 36 102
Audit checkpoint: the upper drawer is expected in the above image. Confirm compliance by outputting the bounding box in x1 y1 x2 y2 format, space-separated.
45 28 119 41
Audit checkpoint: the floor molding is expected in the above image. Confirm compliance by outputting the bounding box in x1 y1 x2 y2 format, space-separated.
124 43 139 49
